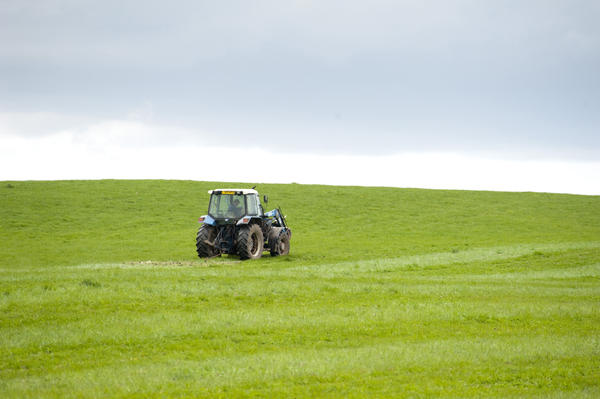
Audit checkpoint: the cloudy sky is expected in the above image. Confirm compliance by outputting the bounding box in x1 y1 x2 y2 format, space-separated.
1 0 599 194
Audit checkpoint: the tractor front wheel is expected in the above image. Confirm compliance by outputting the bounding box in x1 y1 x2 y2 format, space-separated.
237 224 264 260
269 227 290 256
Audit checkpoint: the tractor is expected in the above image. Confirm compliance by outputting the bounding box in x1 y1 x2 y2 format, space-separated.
196 188 291 260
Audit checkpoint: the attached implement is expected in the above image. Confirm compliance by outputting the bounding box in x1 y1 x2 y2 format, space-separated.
196 188 291 260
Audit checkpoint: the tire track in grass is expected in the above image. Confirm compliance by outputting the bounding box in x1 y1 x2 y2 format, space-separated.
286 242 600 276
2 241 597 275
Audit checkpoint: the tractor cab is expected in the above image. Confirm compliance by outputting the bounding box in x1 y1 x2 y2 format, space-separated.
207 189 263 222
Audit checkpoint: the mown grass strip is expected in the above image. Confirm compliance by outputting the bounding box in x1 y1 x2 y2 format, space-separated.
1 245 599 397
2 335 598 398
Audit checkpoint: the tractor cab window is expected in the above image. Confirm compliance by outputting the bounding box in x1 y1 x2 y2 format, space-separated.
209 194 245 218
246 194 260 216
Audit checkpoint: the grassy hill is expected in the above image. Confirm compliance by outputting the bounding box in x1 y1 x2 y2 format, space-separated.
1 180 598 267
1 180 599 397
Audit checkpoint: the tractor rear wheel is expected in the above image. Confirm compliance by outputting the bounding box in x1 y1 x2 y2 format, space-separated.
237 224 264 260
269 227 290 256
196 225 217 258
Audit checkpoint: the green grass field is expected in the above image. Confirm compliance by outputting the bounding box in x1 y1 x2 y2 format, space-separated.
1 180 599 398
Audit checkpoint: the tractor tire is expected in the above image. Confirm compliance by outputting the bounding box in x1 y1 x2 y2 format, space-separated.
269 227 290 256
196 225 217 258
236 224 264 260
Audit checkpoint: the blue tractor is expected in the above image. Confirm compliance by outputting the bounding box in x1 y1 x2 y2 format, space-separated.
196 188 291 260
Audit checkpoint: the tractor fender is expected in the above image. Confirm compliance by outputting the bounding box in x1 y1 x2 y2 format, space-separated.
236 216 260 226
198 215 216 226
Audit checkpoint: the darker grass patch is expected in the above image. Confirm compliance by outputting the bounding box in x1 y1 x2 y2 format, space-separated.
80 279 101 288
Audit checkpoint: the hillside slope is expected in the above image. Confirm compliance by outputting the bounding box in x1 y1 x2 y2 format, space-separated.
1 180 600 397
1 180 599 268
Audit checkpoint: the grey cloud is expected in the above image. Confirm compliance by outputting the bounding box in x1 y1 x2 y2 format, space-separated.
0 0 598 159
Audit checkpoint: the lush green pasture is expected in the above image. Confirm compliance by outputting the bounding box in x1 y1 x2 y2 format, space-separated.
1 180 599 397
1 180 599 267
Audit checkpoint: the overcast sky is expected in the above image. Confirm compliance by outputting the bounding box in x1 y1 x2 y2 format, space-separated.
1 0 599 194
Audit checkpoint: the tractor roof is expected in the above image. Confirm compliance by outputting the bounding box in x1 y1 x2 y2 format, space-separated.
208 189 259 195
